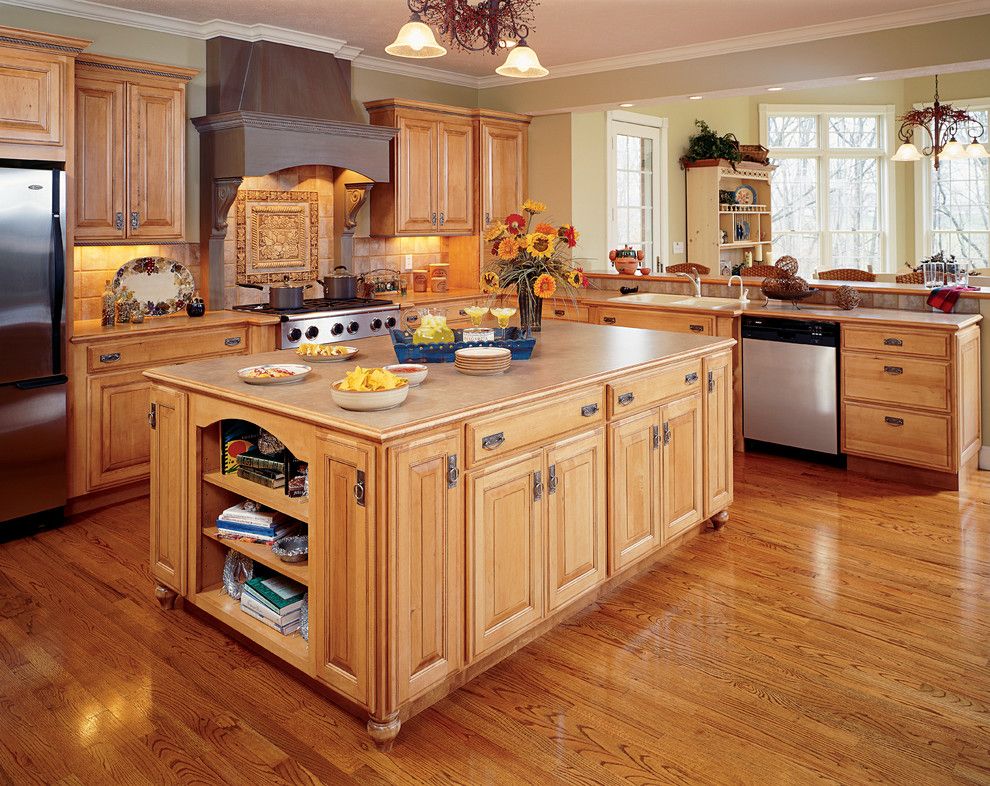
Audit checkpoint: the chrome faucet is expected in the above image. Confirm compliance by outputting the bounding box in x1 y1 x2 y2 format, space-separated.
727 274 750 304
676 270 702 297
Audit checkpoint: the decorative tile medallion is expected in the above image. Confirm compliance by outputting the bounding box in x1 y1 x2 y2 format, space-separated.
235 189 319 284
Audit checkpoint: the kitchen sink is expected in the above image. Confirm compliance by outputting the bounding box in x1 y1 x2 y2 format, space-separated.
609 293 741 310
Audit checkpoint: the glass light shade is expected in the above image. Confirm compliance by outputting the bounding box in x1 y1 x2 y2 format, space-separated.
495 42 549 78
966 140 990 159
940 137 966 160
385 18 447 58
891 142 922 162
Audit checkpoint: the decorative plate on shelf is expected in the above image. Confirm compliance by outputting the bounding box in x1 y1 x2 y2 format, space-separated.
111 257 195 317
733 184 758 206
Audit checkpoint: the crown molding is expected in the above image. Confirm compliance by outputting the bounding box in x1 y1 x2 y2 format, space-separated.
351 54 482 89
0 0 363 58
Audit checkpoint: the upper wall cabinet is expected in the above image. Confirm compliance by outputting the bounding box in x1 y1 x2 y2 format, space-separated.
0 26 91 162
74 55 196 243
365 99 529 237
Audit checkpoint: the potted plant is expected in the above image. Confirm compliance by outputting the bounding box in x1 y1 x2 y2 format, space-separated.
482 201 588 332
680 119 741 167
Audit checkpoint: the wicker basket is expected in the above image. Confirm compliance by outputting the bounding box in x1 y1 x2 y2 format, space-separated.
760 275 819 302
739 144 770 164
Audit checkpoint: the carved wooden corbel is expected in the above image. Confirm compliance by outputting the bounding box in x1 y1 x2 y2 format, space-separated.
211 177 243 239
343 182 374 231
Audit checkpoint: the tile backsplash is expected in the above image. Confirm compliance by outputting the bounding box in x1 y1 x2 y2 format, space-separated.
351 236 447 277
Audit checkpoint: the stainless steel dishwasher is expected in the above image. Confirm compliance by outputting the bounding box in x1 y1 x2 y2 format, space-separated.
742 317 840 456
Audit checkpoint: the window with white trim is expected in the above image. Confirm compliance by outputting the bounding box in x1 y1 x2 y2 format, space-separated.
607 112 667 271
918 102 989 268
761 105 895 277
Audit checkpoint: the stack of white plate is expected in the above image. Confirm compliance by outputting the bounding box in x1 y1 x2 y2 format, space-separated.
454 347 512 376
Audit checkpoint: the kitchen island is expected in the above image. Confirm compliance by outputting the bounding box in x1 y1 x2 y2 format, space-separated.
143 321 735 749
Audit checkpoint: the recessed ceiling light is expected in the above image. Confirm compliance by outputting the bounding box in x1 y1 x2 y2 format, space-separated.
857 76 875 81
767 87 783 92
619 102 635 108
688 95 703 100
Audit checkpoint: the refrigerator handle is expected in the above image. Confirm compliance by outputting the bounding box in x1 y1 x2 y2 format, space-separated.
14 374 68 390
48 169 65 376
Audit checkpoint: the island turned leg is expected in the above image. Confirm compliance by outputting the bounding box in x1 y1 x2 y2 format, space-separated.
154 583 178 610
709 510 729 530
367 714 401 752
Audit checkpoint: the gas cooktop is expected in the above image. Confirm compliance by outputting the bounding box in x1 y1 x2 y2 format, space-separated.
231 296 394 316
232 296 402 349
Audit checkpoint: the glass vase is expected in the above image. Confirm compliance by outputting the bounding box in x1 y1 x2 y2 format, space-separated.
517 291 544 333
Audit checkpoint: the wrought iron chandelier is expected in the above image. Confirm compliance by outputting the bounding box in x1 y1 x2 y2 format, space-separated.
892 76 988 169
386 0 548 79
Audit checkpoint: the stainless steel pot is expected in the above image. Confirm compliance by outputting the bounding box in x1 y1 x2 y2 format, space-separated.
238 277 313 309
321 265 360 300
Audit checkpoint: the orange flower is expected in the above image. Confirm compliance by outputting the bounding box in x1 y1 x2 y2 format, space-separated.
533 273 557 299
497 236 520 260
557 224 579 248
505 213 526 235
535 222 556 235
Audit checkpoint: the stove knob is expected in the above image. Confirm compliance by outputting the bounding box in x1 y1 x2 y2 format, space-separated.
346 321 360 334
305 325 320 339
287 327 302 342
330 323 344 336
385 316 397 329
370 318 383 331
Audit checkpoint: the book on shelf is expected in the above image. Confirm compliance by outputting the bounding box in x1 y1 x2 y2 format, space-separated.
215 519 298 542
235 447 287 474
240 590 302 626
236 466 285 488
239 599 301 635
222 420 258 475
243 574 306 614
218 501 285 527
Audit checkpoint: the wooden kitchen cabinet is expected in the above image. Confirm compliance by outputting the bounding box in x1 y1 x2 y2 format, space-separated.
438 118 474 233
479 118 527 228
0 27 89 161
467 450 545 659
313 435 375 706
395 113 437 234
87 369 152 489
593 306 715 335
390 431 463 704
149 384 186 597
74 55 195 242
608 408 661 571
661 395 704 541
703 351 733 517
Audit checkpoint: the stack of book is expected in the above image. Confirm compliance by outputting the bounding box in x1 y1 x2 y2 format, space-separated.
216 502 297 543
236 446 286 488
240 574 305 635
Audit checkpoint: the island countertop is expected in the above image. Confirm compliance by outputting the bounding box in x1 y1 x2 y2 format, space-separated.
143 321 735 441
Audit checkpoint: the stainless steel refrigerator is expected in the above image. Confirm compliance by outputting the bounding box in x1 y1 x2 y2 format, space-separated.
0 164 67 525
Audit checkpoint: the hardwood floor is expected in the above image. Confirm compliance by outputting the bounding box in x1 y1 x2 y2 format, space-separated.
1 452 988 784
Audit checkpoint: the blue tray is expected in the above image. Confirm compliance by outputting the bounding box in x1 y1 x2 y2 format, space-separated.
390 327 536 363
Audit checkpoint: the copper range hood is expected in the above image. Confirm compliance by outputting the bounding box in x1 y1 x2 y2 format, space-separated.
193 37 397 305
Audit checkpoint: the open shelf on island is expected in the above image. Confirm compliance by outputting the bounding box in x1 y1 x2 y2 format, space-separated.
191 587 310 673
203 527 308 585
203 470 309 523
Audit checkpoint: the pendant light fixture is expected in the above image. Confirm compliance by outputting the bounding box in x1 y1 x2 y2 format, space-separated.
386 0 549 79
892 76 987 169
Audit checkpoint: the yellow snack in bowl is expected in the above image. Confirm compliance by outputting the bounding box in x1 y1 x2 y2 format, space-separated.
339 366 407 392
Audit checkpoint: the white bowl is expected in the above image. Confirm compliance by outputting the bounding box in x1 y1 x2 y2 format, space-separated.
330 380 409 411
384 363 429 386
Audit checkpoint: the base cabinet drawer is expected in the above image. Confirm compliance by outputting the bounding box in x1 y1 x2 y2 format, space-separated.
87 328 249 372
842 353 951 411
595 308 714 335
547 303 589 322
842 326 950 359
608 359 703 416
842 402 952 470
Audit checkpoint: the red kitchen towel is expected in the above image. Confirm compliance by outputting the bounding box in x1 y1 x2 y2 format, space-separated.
927 285 978 313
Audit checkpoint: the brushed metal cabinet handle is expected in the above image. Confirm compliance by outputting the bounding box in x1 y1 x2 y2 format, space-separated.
685 372 699 385
353 470 366 506
114 212 124 230
707 370 715 393
547 464 557 495
652 424 660 450
439 212 445 226
883 365 903 375
884 416 904 426
689 324 704 332
581 403 599 417
224 337 242 347
663 421 671 446
554 309 565 317
147 403 156 429
458 309 467 316
603 316 617 325
533 470 543 502
431 212 437 226
482 432 505 450
447 454 459 489
617 392 634 406
130 211 139 230
883 337 903 346
485 211 491 225
100 352 121 363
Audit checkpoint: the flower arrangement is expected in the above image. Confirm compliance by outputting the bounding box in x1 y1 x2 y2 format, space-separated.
481 200 588 331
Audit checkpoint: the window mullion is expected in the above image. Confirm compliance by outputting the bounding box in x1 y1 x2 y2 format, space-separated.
820 111 830 271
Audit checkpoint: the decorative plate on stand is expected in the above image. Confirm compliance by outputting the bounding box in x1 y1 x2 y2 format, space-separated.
111 257 195 316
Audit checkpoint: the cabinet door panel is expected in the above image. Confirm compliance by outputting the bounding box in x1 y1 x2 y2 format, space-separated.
314 437 374 707
547 430 606 611
481 121 526 225
75 76 125 240
662 395 704 540
703 352 733 517
468 452 544 659
608 409 660 572
127 82 184 239
437 119 474 233
149 385 186 593
392 431 463 703
87 370 151 489
0 50 64 151
397 115 437 234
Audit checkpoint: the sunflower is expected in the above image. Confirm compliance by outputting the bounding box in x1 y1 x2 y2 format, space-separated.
566 269 583 287
505 213 526 235
484 221 508 242
533 273 557 299
535 222 556 235
522 199 546 215
557 224 580 248
497 236 520 261
481 271 500 292
525 232 556 259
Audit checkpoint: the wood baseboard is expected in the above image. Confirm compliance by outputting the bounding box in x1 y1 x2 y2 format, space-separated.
66 480 148 517
846 455 963 491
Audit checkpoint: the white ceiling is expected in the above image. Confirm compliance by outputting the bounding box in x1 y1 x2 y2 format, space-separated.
15 0 990 81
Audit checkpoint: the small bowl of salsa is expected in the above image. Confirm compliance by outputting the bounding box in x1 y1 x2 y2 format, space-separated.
384 363 429 387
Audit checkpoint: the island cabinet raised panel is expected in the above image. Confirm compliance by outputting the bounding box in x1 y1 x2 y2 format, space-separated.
608 409 661 572
703 352 733 517
467 451 545 659
149 385 187 594
313 436 375 706
480 119 527 226
546 429 607 611
87 370 151 489
74 76 125 240
661 395 704 541
390 431 463 704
